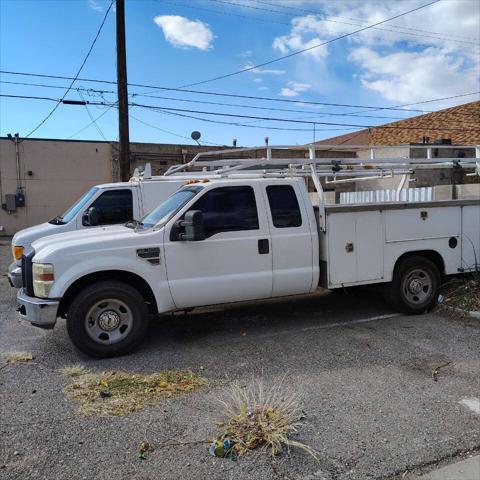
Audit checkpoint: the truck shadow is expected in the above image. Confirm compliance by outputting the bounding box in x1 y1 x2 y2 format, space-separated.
144 286 393 348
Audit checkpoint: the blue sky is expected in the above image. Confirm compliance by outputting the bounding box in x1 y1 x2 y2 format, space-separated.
0 0 479 146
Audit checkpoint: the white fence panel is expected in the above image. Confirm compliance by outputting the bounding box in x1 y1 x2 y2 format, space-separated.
340 187 433 205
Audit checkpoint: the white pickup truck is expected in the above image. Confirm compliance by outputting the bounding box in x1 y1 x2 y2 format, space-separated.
16 161 480 356
8 168 186 288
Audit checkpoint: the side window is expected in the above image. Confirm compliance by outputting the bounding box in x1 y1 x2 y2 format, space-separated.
266 185 302 228
90 189 133 225
190 186 259 238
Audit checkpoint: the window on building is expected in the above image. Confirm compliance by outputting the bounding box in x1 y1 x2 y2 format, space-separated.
90 189 133 225
266 185 302 228
189 186 259 238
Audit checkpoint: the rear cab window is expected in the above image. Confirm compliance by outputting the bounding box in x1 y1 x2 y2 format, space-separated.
266 185 302 228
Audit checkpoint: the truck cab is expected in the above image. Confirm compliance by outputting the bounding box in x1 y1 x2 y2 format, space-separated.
16 178 319 357
8 176 185 288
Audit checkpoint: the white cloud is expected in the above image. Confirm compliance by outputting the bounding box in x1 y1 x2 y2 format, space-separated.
153 15 215 50
270 1 479 103
253 78 263 83
244 62 285 75
349 46 480 104
258 86 269 91
279 81 311 97
238 50 253 58
88 0 104 12
272 15 329 61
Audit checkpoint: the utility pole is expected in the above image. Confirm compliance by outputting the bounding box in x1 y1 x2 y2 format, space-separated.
116 0 130 181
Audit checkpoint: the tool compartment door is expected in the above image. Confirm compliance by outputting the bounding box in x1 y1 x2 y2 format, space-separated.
327 211 383 286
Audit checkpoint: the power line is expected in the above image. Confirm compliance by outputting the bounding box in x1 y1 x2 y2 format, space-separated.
177 0 442 88
1 79 412 120
129 113 220 145
3 70 478 115
67 104 115 139
77 89 107 140
24 0 114 137
4 94 479 132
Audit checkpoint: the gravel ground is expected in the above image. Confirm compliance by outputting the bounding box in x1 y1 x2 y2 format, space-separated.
1 238 479 480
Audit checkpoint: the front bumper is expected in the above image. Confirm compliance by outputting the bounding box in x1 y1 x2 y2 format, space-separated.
8 262 23 288
16 289 59 329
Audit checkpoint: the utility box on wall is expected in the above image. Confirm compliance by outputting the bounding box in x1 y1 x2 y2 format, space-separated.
4 194 16 212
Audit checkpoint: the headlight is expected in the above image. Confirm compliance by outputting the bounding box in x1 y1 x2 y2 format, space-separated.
32 263 55 298
12 245 24 261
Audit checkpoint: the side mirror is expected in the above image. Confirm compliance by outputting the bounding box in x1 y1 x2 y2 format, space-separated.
82 206 100 226
179 210 205 241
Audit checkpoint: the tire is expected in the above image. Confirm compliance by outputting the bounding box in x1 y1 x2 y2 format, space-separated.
66 281 149 358
388 255 440 315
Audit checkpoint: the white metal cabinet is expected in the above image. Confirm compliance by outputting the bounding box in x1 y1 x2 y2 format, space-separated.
461 205 480 272
326 211 383 286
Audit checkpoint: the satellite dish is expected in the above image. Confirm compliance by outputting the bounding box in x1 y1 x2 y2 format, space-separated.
191 131 201 141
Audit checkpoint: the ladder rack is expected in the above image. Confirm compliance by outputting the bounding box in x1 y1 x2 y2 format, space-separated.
161 144 480 232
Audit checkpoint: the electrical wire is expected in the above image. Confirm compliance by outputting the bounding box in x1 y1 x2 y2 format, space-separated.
77 89 107 140
177 0 442 88
1 79 412 120
3 70 478 115
4 94 479 132
24 0 114 137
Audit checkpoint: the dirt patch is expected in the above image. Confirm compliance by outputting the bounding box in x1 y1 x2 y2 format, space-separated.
62 368 207 416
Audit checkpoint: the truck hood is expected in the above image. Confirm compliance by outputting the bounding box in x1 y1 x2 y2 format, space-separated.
31 225 132 259
12 222 67 249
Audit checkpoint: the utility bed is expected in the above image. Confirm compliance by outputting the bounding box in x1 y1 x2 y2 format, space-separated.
315 198 480 289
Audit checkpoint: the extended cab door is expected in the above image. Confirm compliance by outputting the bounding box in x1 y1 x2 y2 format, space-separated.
163 184 273 308
264 182 314 296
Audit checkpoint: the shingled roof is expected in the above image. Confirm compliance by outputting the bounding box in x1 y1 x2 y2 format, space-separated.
315 100 480 146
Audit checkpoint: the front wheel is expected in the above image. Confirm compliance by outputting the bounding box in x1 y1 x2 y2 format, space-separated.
388 256 440 315
66 281 149 358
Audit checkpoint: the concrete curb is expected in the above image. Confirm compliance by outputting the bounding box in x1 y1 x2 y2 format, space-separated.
440 305 480 320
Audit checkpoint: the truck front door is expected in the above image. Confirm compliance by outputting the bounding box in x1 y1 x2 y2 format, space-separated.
163 185 273 308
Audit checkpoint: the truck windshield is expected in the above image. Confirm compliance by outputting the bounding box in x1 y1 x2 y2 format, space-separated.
137 186 201 230
50 187 99 225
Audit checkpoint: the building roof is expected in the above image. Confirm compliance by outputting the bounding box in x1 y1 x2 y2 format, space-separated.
315 100 480 146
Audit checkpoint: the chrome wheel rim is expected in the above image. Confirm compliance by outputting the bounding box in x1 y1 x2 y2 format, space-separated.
402 268 433 305
85 299 133 345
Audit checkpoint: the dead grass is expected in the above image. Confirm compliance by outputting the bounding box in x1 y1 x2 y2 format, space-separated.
62 368 207 416
6 352 35 364
213 378 316 458
440 273 480 314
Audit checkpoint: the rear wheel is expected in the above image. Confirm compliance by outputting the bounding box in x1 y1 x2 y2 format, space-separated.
66 281 149 357
388 256 440 314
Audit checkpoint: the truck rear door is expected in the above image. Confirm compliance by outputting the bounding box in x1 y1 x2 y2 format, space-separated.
163 184 273 308
264 183 314 296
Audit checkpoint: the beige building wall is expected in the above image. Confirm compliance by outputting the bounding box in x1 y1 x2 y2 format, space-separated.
0 138 113 236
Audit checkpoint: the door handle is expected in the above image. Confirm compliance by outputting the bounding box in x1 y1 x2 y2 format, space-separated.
258 239 269 254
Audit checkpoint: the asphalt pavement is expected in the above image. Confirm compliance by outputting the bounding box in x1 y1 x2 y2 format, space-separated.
1 238 479 480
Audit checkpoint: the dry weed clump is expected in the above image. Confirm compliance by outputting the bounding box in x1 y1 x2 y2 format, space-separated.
213 378 316 458
440 274 480 314
6 352 35 364
62 368 207 416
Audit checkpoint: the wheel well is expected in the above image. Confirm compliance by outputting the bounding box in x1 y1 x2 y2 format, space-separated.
393 250 445 277
58 270 158 317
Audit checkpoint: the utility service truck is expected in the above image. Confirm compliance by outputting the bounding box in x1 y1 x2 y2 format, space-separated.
16 145 480 357
8 165 188 288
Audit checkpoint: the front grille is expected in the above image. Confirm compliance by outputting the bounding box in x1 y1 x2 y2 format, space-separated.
22 250 35 296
